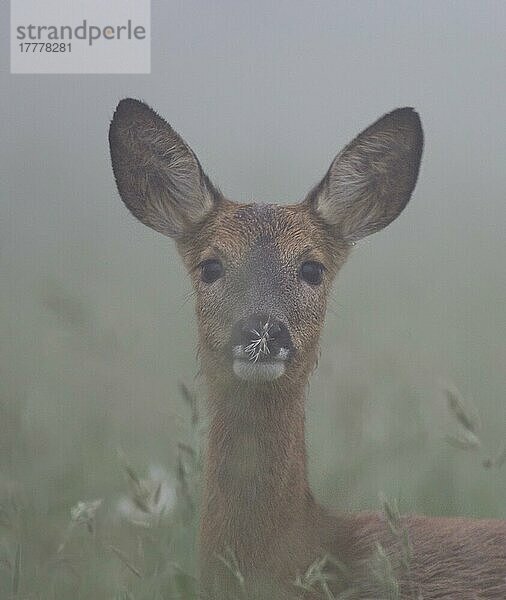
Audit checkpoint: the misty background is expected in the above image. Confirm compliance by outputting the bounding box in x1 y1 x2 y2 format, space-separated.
0 1 505 596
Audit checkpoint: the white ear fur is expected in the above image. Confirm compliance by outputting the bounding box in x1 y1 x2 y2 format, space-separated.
109 98 218 238
307 107 423 241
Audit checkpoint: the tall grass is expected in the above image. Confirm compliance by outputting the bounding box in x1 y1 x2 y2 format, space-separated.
0 282 504 598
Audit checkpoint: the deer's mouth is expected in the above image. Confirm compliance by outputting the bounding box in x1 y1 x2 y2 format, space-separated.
229 313 293 382
232 346 289 382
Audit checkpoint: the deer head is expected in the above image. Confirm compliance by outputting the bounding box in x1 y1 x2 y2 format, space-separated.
109 99 423 393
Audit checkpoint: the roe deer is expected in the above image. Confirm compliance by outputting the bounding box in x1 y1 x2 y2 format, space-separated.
109 99 506 599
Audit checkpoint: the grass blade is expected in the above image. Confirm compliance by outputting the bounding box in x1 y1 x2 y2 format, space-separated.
109 545 143 579
12 544 21 596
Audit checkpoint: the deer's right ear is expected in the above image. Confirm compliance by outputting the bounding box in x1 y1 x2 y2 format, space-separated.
109 98 218 238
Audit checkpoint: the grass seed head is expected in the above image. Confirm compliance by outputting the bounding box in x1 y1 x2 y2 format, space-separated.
244 320 273 363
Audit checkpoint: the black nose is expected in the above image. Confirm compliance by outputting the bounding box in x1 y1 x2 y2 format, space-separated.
231 313 293 360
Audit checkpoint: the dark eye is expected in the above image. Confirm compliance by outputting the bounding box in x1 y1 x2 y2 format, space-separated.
200 259 224 283
299 261 324 285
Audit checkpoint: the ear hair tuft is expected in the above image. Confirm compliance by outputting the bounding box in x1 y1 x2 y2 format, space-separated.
306 107 423 241
109 98 218 239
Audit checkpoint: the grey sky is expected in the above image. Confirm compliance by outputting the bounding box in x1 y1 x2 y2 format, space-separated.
1 1 505 436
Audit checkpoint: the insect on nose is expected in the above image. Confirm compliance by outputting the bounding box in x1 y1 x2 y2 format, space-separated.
231 313 293 362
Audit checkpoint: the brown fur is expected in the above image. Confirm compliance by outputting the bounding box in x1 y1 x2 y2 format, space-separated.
109 99 506 599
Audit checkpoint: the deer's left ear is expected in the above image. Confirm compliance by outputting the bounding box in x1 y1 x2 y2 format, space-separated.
305 108 423 242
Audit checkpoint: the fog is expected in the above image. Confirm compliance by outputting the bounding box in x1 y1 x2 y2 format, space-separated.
1 1 505 595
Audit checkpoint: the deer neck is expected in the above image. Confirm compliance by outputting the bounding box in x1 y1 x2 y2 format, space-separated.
200 376 317 568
